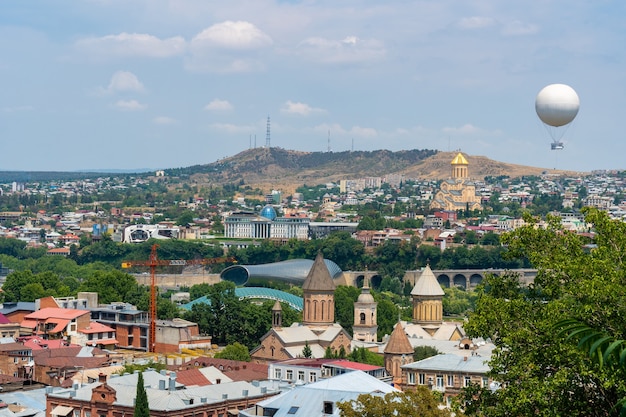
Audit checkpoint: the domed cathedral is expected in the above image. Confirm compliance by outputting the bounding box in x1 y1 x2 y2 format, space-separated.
352 277 378 343
430 152 482 212
250 252 352 363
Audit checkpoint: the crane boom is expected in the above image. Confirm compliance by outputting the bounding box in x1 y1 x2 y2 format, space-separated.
121 244 235 353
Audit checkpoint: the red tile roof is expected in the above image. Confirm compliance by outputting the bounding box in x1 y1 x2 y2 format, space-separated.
79 322 115 334
169 357 268 382
25 308 89 320
175 368 212 387
325 360 382 371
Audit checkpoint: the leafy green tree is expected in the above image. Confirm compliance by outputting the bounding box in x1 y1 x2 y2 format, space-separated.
555 320 626 414
334 285 360 334
413 346 439 361
302 341 312 358
133 372 149 417
214 342 251 361
78 270 139 304
347 347 384 366
375 298 398 341
460 208 626 416
189 283 211 301
338 389 452 417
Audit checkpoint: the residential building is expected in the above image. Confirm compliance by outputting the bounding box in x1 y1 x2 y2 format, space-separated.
46 370 277 417
0 342 33 382
240 370 397 417
400 353 492 407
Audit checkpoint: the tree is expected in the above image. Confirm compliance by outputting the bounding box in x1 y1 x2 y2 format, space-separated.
302 341 312 358
337 389 452 417
214 342 251 362
413 346 439 361
460 208 626 416
133 372 149 417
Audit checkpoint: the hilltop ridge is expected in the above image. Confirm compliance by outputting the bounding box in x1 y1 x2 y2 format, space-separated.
168 148 584 194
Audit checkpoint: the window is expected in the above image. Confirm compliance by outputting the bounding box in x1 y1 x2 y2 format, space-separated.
436 375 444 388
309 373 317 383
464 376 471 387
286 370 293 381
360 312 366 324
323 402 333 414
408 372 415 385
288 406 299 414
447 375 454 387
419 373 425 385
85 412 91 417
13 357 18 363
274 369 282 380
297 371 304 382
482 377 489 387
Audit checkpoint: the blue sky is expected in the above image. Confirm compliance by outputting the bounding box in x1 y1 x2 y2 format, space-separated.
0 1 624 172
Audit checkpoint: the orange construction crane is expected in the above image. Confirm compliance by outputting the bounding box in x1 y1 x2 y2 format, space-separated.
122 244 236 353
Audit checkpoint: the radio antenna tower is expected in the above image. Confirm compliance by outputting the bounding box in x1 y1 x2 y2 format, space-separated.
265 116 271 148
327 130 331 152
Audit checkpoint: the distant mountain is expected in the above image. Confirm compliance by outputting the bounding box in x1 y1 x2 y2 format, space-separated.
166 147 582 194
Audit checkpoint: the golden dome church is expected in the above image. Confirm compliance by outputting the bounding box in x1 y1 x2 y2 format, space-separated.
430 152 482 212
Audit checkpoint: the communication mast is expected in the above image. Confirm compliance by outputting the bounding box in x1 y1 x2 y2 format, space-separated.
266 116 271 148
122 244 236 352
327 130 331 153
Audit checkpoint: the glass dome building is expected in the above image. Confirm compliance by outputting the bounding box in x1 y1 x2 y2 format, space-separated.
221 258 343 287
260 205 277 220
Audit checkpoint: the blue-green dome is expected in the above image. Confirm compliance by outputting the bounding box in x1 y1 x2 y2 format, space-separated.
260 205 277 220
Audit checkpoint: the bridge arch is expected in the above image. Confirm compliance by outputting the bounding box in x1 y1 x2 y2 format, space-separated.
436 274 450 288
453 274 467 289
469 273 483 288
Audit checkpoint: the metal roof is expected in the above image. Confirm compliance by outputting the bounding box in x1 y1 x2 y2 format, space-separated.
220 259 342 286
181 287 303 312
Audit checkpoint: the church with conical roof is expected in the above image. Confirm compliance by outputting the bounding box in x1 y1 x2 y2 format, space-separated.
404 265 464 340
430 152 482 212
250 252 352 363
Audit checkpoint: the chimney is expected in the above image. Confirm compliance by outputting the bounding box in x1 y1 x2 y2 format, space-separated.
98 373 107 383
159 380 166 390
169 372 177 391
464 356 468 361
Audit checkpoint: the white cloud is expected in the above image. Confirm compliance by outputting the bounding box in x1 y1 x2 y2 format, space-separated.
349 126 378 137
281 101 326 116
107 71 144 93
205 99 234 111
442 124 482 134
114 99 146 111
458 16 495 30
441 124 502 137
501 20 539 36
187 21 272 73
297 35 386 65
153 116 176 125
76 33 186 58
192 21 273 50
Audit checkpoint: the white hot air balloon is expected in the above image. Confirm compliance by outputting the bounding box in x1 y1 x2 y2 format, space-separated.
535 84 580 150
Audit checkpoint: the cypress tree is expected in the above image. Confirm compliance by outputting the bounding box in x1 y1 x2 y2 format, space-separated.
134 372 149 417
